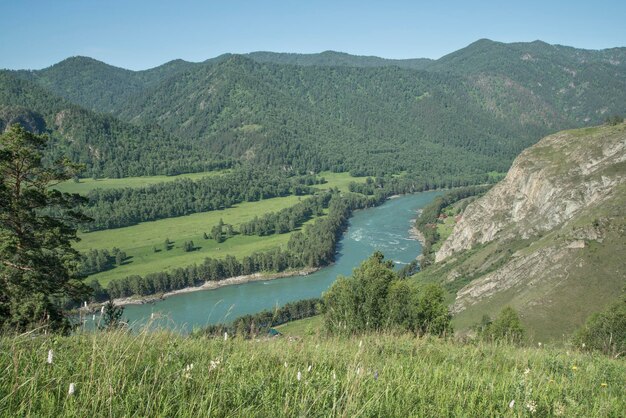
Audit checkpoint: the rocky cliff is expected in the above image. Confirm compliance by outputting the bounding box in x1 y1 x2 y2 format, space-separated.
424 123 626 340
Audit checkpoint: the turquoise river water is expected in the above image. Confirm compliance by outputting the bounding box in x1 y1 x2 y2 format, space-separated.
111 191 441 331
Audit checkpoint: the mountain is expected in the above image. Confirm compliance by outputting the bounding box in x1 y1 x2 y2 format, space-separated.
114 54 555 177
428 39 626 124
4 40 626 179
245 50 433 69
418 123 626 341
14 56 199 113
0 71 228 177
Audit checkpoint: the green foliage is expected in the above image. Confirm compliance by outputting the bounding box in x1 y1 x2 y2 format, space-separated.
323 252 451 336
605 114 624 126
574 295 626 357
98 300 125 331
200 298 322 338
478 307 526 344
2 330 624 416
0 125 90 332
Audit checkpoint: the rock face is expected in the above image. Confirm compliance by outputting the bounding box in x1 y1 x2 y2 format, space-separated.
437 126 626 262
429 124 626 340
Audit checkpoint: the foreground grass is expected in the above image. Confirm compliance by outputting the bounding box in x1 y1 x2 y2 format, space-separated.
1 330 623 417
76 195 311 285
55 170 228 194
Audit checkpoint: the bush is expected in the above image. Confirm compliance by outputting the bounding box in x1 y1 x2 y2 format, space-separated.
322 252 451 336
478 307 525 344
574 295 626 357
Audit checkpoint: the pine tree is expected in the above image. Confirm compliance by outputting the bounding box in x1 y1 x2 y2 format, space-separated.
0 125 90 332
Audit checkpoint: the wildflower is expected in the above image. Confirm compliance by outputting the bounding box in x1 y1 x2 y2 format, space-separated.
524 368 531 375
47 349 53 364
554 402 565 416
100 306 105 314
538 342 542 347
209 359 220 371
548 379 555 384
284 362 288 368
581 343 586 348
600 382 608 388
571 366 578 371
307 364 312 372
185 364 194 371
508 400 515 409
151 312 154 319
359 340 363 348
332 371 336 380
356 367 361 376
92 314 96 321
224 332 228 341
525 400 537 414
297 371 302 381
68 383 76 395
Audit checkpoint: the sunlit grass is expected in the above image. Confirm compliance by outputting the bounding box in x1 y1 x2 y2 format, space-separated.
1 329 623 417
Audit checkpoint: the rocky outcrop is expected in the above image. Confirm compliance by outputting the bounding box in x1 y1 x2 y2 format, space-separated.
425 124 626 340
436 125 626 262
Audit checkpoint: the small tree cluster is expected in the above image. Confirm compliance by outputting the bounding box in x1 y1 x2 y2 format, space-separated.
476 307 525 344
323 252 451 336
574 294 625 357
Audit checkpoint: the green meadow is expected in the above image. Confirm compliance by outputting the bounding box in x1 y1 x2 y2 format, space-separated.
74 172 367 286
55 170 228 194
2 329 623 417
76 195 310 286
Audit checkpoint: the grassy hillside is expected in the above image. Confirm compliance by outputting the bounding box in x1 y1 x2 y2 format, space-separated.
1 330 623 417
414 124 626 342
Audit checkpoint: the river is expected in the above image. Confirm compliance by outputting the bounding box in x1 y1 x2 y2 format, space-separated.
116 191 441 331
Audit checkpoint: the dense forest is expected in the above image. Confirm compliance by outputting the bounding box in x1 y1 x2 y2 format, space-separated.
3 40 625 181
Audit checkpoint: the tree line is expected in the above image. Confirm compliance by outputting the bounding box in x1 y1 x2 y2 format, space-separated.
199 298 321 338
83 167 322 230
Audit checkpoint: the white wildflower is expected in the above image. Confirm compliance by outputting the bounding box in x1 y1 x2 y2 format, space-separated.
68 383 76 395
100 306 104 314
525 400 537 414
47 349 53 364
538 342 542 347
359 340 363 348
307 364 312 372
209 359 220 371
224 332 228 341
524 368 531 375
92 314 96 321
284 362 288 368
356 367 361 376
581 343 585 348
332 371 336 380
297 371 302 381
508 400 515 409
151 312 155 319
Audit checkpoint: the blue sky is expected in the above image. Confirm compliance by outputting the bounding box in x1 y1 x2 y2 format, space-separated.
1 0 625 70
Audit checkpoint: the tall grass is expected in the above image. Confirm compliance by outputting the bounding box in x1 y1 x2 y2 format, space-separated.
1 327 624 417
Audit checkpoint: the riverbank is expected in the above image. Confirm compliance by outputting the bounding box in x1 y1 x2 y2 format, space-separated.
108 267 320 307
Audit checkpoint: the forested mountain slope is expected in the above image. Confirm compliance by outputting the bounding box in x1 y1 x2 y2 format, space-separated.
3 40 626 180
417 123 626 341
113 55 562 176
13 56 198 113
0 71 229 177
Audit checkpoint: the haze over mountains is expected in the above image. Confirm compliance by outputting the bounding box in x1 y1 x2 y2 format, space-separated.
2 39 625 181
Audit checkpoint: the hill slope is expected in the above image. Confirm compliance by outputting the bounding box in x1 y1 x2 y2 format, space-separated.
417 123 626 341
0 71 226 177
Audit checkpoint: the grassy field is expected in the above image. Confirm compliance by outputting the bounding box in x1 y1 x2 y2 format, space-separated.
55 170 228 194
1 329 623 417
56 170 362 195
76 195 312 286
73 172 367 286
314 171 366 193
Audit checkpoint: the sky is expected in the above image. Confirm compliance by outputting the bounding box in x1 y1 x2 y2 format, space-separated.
1 0 625 71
